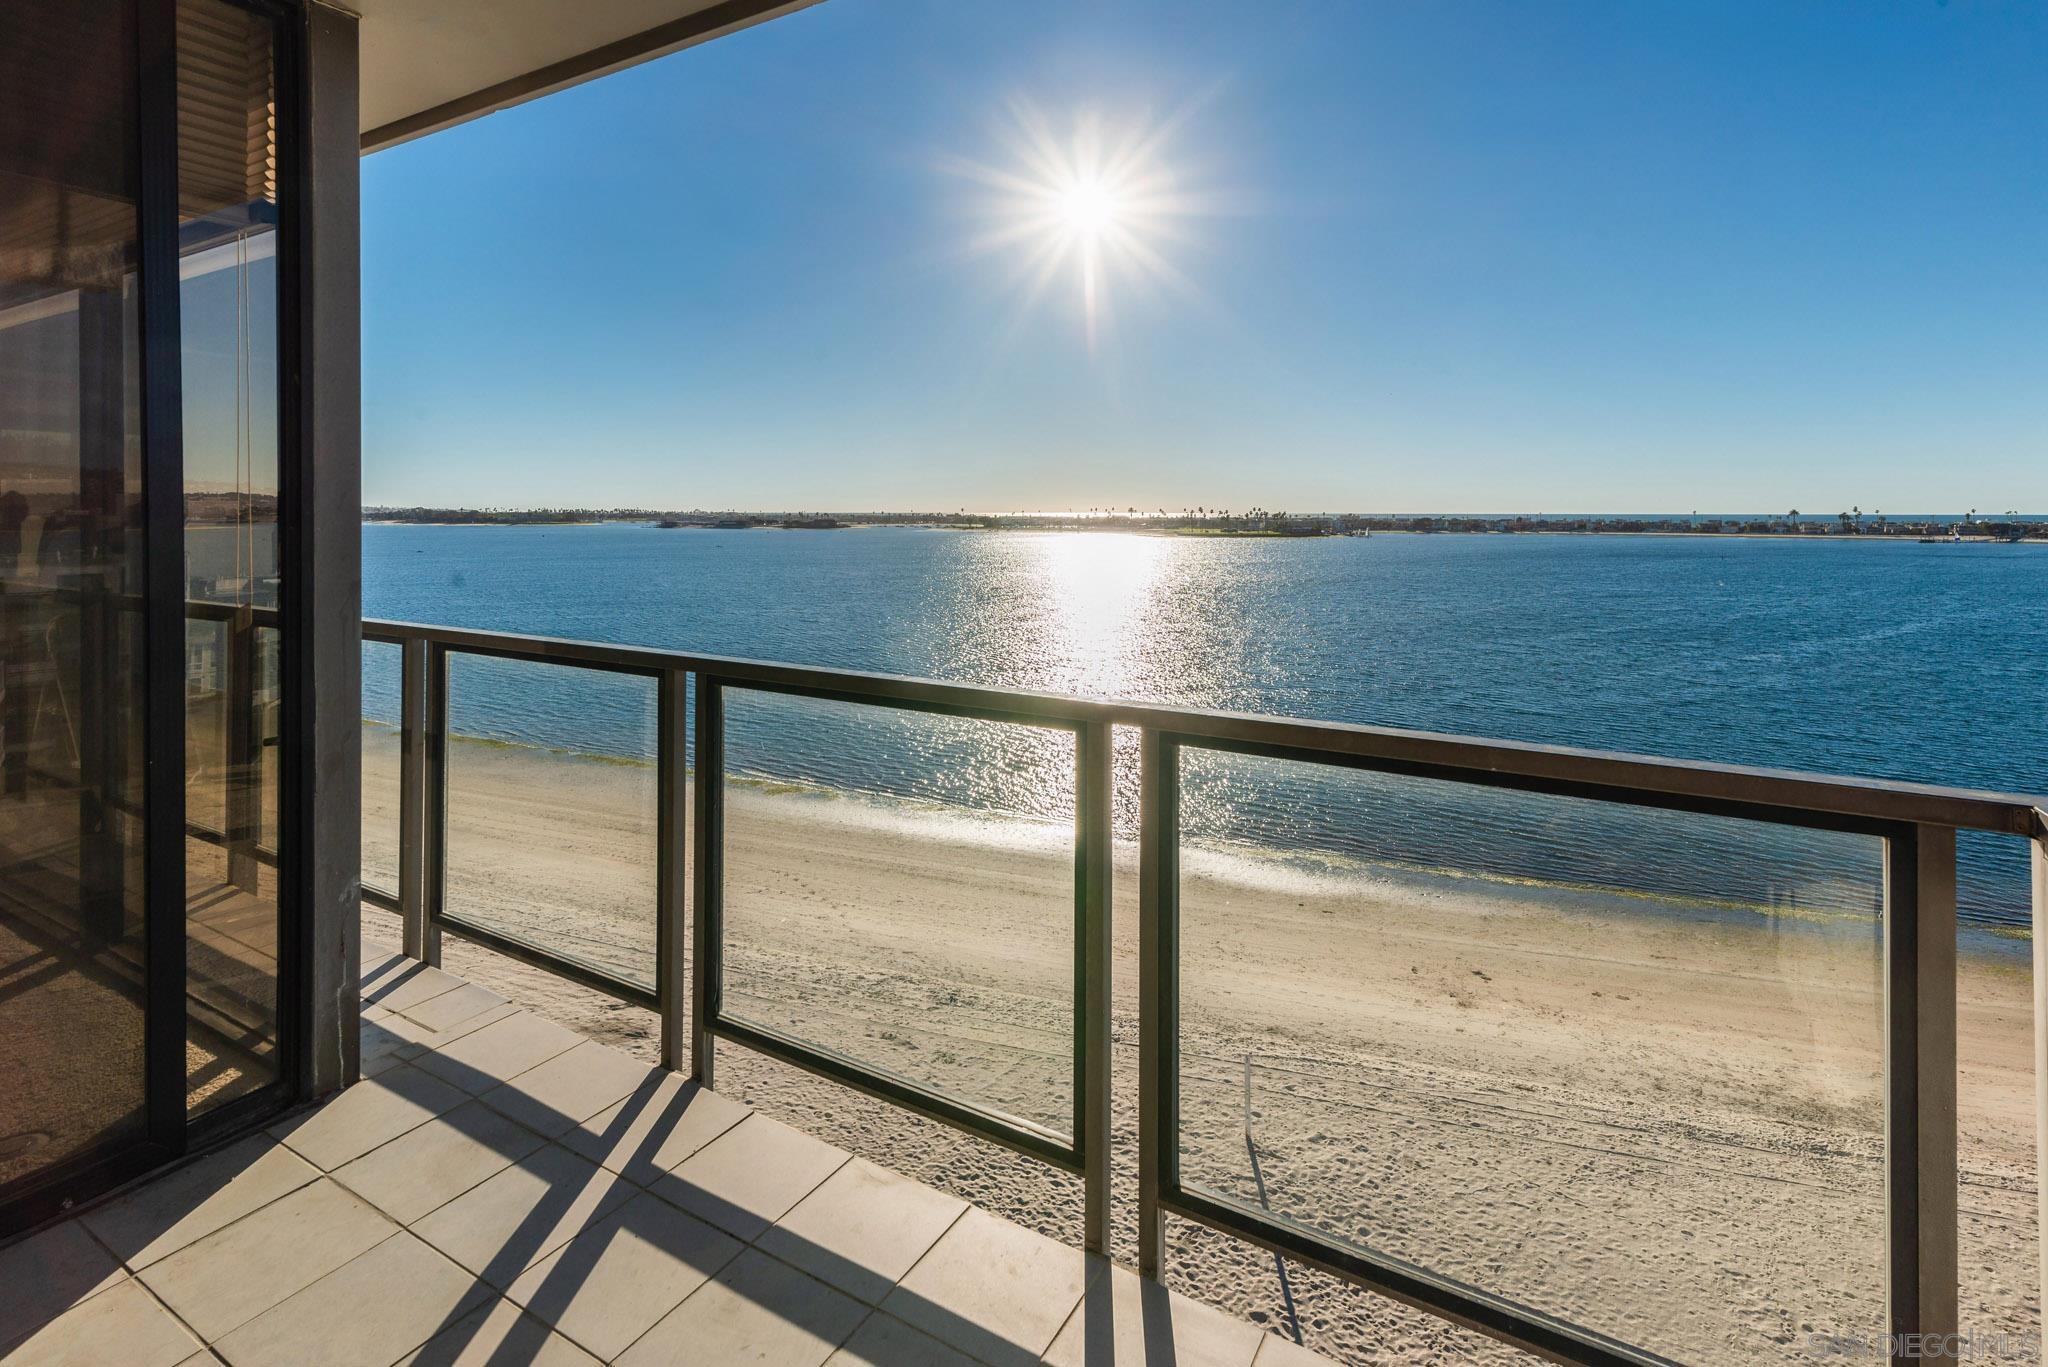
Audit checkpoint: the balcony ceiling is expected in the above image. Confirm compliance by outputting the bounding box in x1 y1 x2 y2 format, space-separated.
353 0 817 151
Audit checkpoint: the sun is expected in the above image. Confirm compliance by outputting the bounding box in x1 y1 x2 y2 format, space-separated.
1056 179 1120 238
942 98 1217 351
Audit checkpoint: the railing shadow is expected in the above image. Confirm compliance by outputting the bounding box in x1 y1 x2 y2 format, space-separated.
33 973 1225 1365
378 1036 1129 1365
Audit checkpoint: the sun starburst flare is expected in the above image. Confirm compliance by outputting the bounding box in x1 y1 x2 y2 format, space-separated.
942 96 1223 352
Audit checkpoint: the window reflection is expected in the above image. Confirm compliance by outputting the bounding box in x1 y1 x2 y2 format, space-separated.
180 0 285 1114
0 0 151 1195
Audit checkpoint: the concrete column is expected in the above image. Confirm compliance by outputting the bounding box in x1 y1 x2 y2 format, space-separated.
297 0 361 1099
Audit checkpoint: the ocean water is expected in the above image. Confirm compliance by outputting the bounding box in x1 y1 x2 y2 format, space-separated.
363 523 2046 932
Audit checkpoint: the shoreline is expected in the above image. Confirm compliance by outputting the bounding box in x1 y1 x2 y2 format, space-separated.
373 727 2038 950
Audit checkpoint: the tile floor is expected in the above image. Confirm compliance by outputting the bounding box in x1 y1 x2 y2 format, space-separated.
0 943 1334 1366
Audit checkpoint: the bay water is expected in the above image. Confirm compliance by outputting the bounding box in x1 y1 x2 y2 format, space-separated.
363 523 2045 936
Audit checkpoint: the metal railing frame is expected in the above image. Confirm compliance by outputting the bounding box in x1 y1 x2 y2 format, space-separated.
362 622 1118 1253
1138 730 1975 1367
358 616 2048 1367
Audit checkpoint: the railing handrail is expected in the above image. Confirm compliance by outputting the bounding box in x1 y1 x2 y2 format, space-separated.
362 615 2047 839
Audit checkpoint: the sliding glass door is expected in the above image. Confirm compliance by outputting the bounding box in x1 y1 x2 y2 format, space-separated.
0 0 299 1230
0 0 156 1215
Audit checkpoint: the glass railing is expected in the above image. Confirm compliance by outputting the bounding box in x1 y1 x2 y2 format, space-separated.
361 638 402 899
719 686 1083 1140
438 650 661 989
357 614 2048 1367
1159 739 1891 1363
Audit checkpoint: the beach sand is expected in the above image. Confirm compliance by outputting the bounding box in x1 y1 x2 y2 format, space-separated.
362 726 2038 1365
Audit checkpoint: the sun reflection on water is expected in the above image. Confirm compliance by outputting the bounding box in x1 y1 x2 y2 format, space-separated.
1032 531 1171 698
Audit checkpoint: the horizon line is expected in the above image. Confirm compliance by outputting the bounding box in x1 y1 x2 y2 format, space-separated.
360 505 2046 521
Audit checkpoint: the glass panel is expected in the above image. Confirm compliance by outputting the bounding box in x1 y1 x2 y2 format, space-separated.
1173 747 1887 1363
1956 904 2035 1358
180 0 283 1113
0 0 150 1195
442 654 658 986
720 688 1077 1137
361 641 402 896
184 615 228 834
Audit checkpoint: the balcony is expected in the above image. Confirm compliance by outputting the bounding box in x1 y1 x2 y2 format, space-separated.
351 618 2041 1366
3 937 1329 1366
10 613 2045 1367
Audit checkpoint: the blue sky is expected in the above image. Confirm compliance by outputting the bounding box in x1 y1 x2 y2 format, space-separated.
363 0 2045 513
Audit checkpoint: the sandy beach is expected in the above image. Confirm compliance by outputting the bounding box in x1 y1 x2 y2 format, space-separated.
362 726 2039 1365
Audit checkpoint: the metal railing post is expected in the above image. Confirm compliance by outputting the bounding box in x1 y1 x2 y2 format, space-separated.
1138 729 1177 1279
225 607 258 892
689 673 723 1086
397 635 430 962
419 642 447 967
657 668 690 1071
1885 823 1958 1355
1077 720 1113 1257
2032 812 2048 1365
